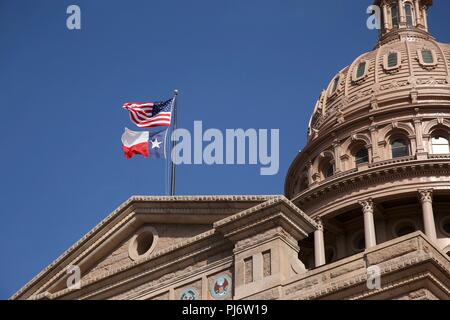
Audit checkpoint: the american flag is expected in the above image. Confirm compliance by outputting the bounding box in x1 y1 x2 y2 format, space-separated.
123 99 174 128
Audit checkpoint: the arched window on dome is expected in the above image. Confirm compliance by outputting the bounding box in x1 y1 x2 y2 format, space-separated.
431 134 450 154
418 48 437 67
319 154 335 180
355 147 369 165
356 62 366 79
352 60 369 82
324 163 335 178
329 75 340 97
391 138 410 158
422 50 433 63
405 3 415 28
383 51 401 72
391 3 399 28
387 52 398 68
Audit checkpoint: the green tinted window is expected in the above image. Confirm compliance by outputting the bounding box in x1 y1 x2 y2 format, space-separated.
388 52 398 68
356 62 366 79
422 50 434 64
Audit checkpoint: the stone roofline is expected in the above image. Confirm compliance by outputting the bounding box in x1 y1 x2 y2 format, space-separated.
11 195 316 300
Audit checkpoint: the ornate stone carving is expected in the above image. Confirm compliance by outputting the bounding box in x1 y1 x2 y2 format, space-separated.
314 218 324 231
408 76 418 88
358 199 374 214
410 90 419 104
418 189 433 203
370 96 379 111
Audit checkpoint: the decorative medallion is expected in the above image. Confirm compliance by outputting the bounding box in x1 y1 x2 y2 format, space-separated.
180 288 199 300
210 275 232 299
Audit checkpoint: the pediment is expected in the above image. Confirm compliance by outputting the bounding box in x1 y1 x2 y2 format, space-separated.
13 196 276 300
81 223 211 284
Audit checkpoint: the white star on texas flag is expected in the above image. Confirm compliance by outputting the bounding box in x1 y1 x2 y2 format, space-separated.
151 138 162 149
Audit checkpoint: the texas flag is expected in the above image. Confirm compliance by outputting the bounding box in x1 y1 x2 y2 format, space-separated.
121 128 149 160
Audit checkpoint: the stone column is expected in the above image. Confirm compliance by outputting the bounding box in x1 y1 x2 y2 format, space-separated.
359 199 377 249
398 0 406 25
314 219 326 268
306 161 314 186
369 126 380 162
333 140 342 173
414 117 428 160
382 3 390 30
423 6 428 30
418 189 437 241
413 0 422 26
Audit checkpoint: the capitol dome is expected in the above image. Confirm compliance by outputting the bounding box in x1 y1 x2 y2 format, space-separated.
285 0 450 268
306 11 450 141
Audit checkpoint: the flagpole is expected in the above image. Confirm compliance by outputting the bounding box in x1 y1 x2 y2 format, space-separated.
170 89 179 196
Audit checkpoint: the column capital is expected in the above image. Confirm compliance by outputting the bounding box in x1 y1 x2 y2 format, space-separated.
358 198 374 213
314 217 324 231
332 140 341 148
418 189 433 203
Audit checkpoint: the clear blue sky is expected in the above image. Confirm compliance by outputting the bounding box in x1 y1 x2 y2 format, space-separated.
1 0 449 299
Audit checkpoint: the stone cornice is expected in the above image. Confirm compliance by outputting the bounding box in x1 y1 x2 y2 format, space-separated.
214 197 317 242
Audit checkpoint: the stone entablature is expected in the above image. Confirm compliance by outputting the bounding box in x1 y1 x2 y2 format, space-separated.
292 158 450 216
